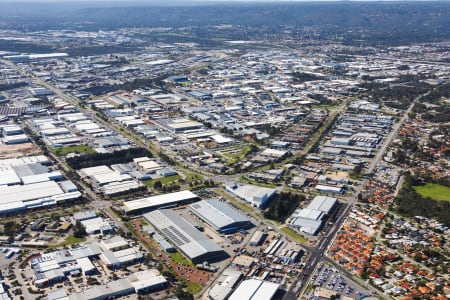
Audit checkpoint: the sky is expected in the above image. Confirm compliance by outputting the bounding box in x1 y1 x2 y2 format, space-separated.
0 0 445 4
0 0 370 4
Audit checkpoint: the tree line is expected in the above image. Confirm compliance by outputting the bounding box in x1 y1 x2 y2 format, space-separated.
66 147 152 169
0 82 28 91
264 191 305 222
394 173 450 227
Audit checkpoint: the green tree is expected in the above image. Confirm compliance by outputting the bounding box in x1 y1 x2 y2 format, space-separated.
153 180 162 190
175 286 194 300
73 221 87 238
3 221 19 238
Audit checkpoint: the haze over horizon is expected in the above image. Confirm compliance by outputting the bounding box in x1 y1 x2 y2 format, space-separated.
1 0 448 2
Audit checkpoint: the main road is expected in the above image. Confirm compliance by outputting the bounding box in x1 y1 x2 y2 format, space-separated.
3 58 430 299
283 92 427 300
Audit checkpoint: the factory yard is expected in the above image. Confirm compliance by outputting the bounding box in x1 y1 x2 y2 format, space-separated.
131 219 214 290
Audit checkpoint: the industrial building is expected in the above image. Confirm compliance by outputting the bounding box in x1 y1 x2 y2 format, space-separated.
0 156 81 214
30 244 102 287
123 190 200 214
66 270 167 300
5 52 68 62
99 236 129 252
166 118 204 132
208 267 243 300
308 196 338 214
74 209 97 222
315 184 345 194
100 248 144 269
289 196 337 235
78 165 142 195
228 279 280 300
188 199 252 234
249 230 267 246
80 216 113 235
30 236 148 289
225 183 276 208
144 209 228 263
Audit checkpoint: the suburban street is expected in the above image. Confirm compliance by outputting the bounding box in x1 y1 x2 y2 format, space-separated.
0 56 438 300
283 91 427 300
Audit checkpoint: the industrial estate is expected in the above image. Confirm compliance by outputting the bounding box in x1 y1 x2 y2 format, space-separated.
0 2 449 300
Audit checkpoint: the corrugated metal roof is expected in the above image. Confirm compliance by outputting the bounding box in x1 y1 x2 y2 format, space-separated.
144 209 225 262
188 199 250 231
308 196 337 214
124 190 198 212
229 279 279 300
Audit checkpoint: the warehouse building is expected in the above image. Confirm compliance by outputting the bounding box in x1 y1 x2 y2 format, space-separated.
0 173 81 215
228 279 280 300
78 165 142 195
315 184 345 194
100 248 144 269
249 230 268 246
123 190 200 214
31 244 102 287
208 267 243 300
225 183 276 208
68 278 134 300
74 209 97 222
289 196 338 235
80 217 113 235
127 270 168 294
2 134 29 144
67 270 167 300
308 196 337 214
99 236 129 252
76 257 97 275
144 209 228 263
166 119 204 132
188 199 252 234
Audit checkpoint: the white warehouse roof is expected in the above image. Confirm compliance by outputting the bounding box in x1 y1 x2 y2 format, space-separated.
127 270 167 293
144 209 227 263
225 184 276 208
123 190 199 213
228 279 279 300
0 180 63 204
308 196 337 214
188 199 251 233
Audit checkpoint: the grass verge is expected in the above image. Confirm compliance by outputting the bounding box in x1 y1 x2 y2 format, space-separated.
281 227 310 245
186 282 203 294
168 251 194 267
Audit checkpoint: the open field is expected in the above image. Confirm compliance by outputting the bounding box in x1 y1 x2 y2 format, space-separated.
414 183 450 202
51 144 96 156
0 143 41 159
142 174 181 187
50 235 86 248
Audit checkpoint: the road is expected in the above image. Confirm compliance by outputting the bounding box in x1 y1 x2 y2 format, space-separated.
283 92 427 300
2 58 137 234
2 58 430 299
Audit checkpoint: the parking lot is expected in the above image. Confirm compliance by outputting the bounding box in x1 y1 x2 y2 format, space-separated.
310 262 376 299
